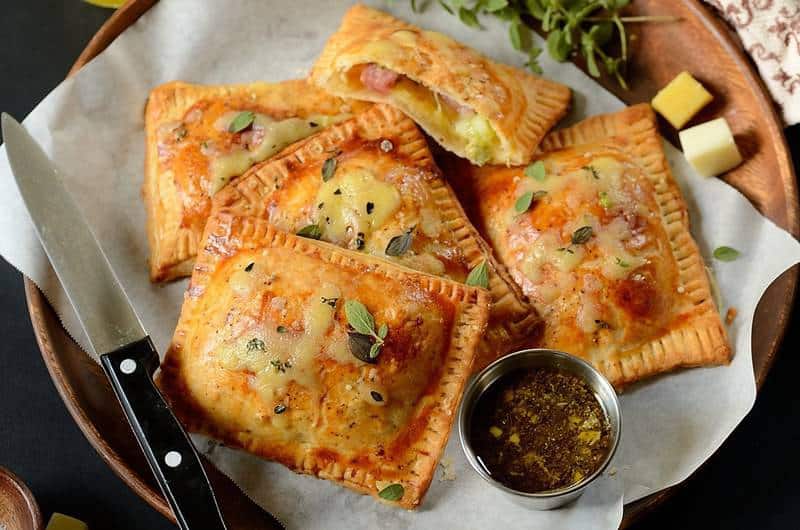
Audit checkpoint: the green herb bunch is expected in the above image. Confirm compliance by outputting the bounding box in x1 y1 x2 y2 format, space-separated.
415 0 675 88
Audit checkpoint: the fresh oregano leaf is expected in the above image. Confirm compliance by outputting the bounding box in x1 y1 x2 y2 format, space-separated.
296 224 322 240
509 18 523 50
526 0 546 19
369 342 383 360
713 246 740 262
385 228 414 256
571 225 594 245
525 46 544 74
420 0 673 89
591 21 614 47
458 7 480 28
524 160 546 181
228 111 255 133
378 483 405 501
583 42 600 77
465 260 489 289
515 191 534 213
515 190 547 213
547 29 571 62
322 157 338 182
348 332 377 364
378 323 389 340
485 0 509 12
344 299 376 336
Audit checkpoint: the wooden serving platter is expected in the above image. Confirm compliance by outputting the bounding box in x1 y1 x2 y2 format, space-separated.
24 0 798 527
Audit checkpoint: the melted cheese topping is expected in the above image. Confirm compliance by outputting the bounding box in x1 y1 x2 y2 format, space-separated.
251 144 471 280
469 146 683 359
452 113 500 166
154 96 351 241
218 280 345 403
315 167 402 246
512 156 648 287
209 113 347 194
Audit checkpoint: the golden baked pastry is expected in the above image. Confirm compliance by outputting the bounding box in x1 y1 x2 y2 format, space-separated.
309 4 571 166
158 212 490 508
212 103 540 369
143 80 368 281
444 104 731 387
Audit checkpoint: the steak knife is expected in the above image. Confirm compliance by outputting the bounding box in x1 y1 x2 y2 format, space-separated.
2 114 283 530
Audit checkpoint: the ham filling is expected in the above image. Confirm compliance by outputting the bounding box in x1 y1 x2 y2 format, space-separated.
359 63 471 114
360 64 400 94
357 63 497 164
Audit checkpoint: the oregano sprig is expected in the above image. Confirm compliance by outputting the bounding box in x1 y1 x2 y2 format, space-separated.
418 0 679 88
345 299 388 362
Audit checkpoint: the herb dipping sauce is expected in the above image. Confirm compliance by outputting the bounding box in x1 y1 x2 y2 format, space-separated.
469 367 612 493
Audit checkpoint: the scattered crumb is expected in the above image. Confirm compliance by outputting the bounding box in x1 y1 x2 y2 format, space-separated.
439 456 456 482
607 467 617 477
725 307 738 326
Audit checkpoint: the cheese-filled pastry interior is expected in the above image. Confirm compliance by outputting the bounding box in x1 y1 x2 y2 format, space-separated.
158 212 490 508
444 104 731 388
309 4 571 166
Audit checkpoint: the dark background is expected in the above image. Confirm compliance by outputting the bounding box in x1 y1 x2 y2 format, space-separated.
0 2 798 529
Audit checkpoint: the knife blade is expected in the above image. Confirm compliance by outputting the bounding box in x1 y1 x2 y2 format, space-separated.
1 113 277 530
2 117 145 357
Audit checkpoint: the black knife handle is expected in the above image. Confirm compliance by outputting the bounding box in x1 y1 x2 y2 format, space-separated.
101 338 227 530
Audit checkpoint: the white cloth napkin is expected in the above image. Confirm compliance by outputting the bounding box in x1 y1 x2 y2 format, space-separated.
705 0 800 125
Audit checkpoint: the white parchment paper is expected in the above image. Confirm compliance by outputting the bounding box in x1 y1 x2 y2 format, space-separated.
1 1 799 528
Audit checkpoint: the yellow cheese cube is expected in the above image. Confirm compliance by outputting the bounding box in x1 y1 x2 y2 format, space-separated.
651 71 713 129
46 513 88 530
679 118 743 177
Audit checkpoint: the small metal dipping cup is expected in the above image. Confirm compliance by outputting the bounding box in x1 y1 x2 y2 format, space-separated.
458 349 621 510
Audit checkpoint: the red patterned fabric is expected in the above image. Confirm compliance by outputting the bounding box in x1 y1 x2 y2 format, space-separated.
705 0 800 124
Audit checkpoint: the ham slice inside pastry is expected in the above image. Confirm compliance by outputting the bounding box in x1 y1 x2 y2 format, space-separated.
360 64 400 94
355 62 500 165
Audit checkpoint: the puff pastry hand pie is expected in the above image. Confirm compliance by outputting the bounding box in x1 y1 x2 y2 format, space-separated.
143 80 368 281
158 212 490 508
212 104 540 369
445 104 731 387
309 4 571 166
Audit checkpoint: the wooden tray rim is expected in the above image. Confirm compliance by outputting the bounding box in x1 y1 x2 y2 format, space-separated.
22 0 799 527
